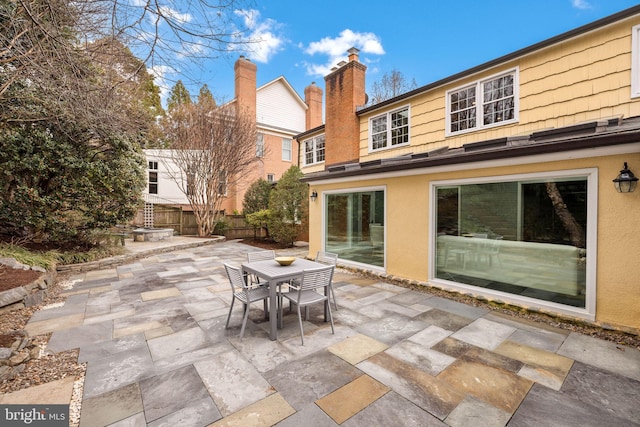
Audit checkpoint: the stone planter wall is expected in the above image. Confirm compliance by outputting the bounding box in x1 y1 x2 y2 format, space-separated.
0 258 56 312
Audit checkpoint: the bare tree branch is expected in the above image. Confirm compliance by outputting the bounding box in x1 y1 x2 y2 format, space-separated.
160 100 259 236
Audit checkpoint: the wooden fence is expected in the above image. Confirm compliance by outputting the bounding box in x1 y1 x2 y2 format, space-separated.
133 205 265 238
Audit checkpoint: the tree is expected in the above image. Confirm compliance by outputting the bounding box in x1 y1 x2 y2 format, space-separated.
0 0 255 244
0 123 146 244
198 84 216 107
0 1 151 245
160 88 258 237
369 69 418 105
267 166 308 247
167 80 193 112
243 179 273 215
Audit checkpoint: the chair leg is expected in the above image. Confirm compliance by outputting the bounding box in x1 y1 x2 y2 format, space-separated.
330 284 338 310
296 305 305 345
239 302 251 339
326 300 335 334
225 297 236 329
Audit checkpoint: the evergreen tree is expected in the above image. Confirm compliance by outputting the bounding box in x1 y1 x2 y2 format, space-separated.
167 81 192 111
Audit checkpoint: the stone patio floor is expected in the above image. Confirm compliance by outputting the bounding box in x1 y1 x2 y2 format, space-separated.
2 238 639 426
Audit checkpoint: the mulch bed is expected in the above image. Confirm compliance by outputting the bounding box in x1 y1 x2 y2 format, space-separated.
0 265 43 292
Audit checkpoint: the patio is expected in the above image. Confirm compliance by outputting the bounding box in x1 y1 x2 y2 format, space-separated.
15 240 640 426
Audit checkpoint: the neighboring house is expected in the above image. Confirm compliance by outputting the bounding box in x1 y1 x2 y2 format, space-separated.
297 6 640 333
143 56 310 219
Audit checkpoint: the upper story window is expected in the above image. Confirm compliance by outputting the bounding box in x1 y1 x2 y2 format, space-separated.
256 133 265 157
369 106 410 151
446 68 519 136
218 170 227 196
304 135 325 165
282 138 292 161
632 25 640 98
148 161 158 194
267 173 275 183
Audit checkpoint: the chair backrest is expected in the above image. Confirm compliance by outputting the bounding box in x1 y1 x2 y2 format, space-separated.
224 263 247 292
370 225 384 246
299 265 334 292
315 251 338 266
247 250 276 262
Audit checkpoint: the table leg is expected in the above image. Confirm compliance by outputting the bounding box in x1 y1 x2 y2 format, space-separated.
269 279 277 340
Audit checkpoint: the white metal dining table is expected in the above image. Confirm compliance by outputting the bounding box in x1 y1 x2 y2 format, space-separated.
241 257 326 340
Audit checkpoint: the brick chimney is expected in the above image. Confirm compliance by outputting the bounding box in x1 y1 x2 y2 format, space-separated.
324 47 367 166
304 82 323 129
234 55 257 120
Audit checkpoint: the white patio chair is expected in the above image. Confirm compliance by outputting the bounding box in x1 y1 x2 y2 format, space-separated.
278 265 335 345
224 263 270 339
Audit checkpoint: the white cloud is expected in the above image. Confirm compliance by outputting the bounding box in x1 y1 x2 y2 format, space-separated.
302 29 385 76
233 9 285 63
158 6 193 23
571 0 592 10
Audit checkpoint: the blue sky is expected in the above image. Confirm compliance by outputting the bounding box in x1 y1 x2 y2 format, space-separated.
151 0 640 107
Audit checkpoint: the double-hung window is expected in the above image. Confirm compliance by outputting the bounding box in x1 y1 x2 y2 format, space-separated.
632 24 640 98
282 138 292 161
304 135 325 165
256 133 265 157
369 106 410 151
148 161 158 194
217 170 227 196
447 68 519 135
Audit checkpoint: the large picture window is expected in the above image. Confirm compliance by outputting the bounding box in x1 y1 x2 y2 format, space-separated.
447 69 518 135
325 189 385 268
432 170 595 315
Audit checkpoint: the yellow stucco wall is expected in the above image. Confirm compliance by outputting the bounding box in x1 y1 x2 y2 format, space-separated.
308 152 640 333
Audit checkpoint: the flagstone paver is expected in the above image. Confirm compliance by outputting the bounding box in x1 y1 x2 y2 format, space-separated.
315 375 389 424
7 239 638 427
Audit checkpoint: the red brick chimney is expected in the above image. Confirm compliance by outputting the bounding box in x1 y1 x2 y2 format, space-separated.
324 47 367 166
304 82 323 129
234 55 257 120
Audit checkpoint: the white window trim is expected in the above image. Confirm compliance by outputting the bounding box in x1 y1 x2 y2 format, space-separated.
256 133 265 158
368 105 411 153
320 185 387 272
445 67 520 137
631 24 640 98
282 138 292 161
303 134 326 166
428 168 597 321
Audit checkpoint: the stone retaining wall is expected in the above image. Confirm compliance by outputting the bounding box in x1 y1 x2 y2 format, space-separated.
0 331 41 381
0 258 56 312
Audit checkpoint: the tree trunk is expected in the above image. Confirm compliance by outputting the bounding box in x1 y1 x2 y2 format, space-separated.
545 182 585 248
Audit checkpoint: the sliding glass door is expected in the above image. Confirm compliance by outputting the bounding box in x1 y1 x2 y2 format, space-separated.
325 189 385 267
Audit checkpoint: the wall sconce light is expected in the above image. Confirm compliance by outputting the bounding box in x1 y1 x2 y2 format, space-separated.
613 162 638 193
310 191 318 202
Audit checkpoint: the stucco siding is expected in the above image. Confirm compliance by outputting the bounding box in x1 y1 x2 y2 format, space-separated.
308 151 640 332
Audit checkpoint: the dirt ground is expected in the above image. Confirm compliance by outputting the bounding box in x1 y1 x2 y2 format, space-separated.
0 265 43 292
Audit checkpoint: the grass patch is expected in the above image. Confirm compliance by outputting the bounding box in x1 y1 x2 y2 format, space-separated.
0 241 126 269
